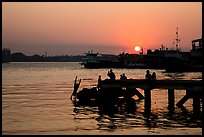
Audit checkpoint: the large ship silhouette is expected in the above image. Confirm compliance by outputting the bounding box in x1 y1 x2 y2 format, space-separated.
80 28 202 72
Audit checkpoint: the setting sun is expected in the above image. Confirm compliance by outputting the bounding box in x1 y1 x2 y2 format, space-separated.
134 46 141 52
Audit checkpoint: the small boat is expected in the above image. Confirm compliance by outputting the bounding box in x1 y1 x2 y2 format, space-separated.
74 82 144 104
71 77 145 115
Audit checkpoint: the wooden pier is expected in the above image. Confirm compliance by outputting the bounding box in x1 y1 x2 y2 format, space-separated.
100 79 202 116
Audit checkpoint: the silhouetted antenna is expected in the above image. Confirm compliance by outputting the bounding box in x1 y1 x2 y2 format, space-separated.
174 27 180 51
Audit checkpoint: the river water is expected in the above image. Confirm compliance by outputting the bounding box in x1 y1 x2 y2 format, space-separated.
2 62 202 135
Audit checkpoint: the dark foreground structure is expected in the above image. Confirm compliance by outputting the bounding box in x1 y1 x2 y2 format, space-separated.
73 78 202 117
100 79 202 116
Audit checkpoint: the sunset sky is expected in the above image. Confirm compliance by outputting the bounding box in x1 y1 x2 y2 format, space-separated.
2 2 202 55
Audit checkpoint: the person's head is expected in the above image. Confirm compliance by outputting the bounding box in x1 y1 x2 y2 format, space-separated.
146 70 150 74
110 69 113 72
99 75 101 78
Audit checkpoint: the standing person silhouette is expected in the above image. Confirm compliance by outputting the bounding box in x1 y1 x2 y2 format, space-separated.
97 75 102 89
107 69 116 80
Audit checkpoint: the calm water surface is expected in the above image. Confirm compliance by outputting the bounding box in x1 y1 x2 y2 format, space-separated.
2 62 202 135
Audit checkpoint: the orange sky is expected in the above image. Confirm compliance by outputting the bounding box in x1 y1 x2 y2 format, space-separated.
2 2 202 55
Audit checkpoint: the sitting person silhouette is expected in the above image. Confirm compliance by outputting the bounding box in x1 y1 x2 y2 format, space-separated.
145 70 152 80
152 72 156 80
120 73 127 80
107 69 116 80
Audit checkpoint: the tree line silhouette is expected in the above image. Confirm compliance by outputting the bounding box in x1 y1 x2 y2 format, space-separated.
2 48 83 62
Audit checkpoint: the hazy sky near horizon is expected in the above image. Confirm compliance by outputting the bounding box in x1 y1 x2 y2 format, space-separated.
2 2 202 55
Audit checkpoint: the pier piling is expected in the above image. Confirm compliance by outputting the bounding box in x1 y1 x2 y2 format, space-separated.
144 89 151 116
100 79 202 115
168 89 175 114
193 92 201 116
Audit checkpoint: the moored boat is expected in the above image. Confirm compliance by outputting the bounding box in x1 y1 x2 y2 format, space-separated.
80 51 121 68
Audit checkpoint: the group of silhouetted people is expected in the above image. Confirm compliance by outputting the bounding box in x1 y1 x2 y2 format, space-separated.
72 69 157 100
97 69 127 89
107 69 128 80
106 69 156 81
98 69 156 83
145 70 156 81
97 69 156 88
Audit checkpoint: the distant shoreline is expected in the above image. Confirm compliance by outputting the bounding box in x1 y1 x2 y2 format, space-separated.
2 61 82 63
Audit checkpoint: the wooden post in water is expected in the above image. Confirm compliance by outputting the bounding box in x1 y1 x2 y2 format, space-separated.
144 89 151 116
70 76 81 100
168 89 175 114
193 91 200 116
